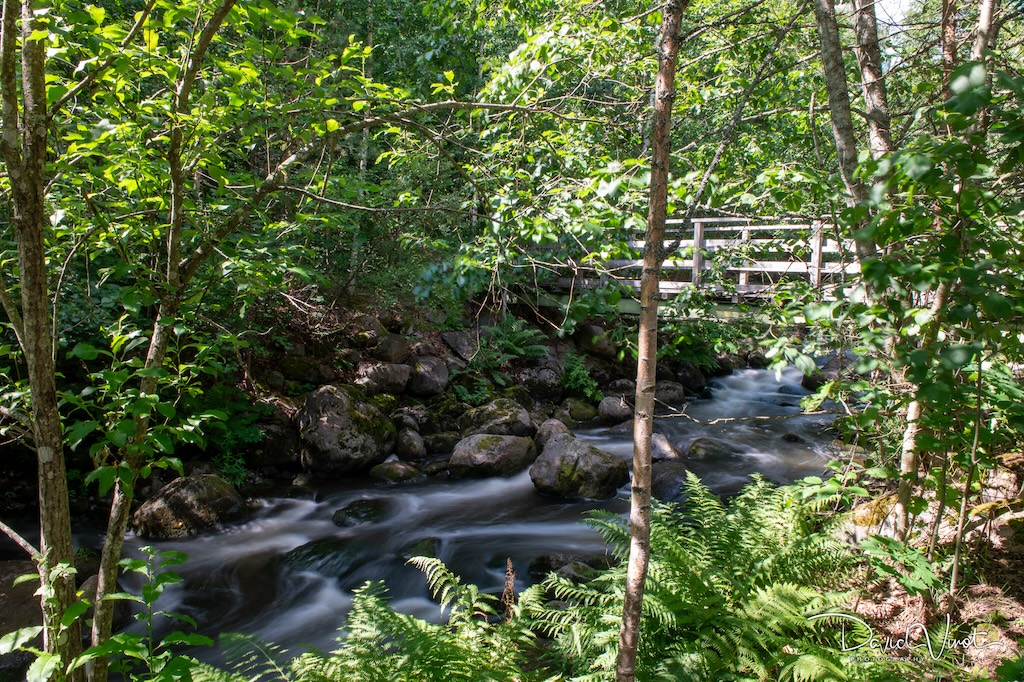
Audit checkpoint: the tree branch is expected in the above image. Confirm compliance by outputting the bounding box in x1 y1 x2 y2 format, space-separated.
0 272 24 347
0 520 39 560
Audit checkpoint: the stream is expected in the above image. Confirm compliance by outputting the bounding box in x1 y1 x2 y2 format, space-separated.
116 366 838 660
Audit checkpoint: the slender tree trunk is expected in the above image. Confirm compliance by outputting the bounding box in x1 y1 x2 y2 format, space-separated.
811 0 877 265
852 0 893 157
1 0 84 677
615 2 687 680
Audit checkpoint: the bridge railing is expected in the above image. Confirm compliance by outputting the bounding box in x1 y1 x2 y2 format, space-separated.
555 217 858 299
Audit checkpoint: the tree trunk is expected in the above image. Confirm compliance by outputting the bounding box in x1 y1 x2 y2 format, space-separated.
811 0 877 264
615 2 687 680
852 0 893 157
1 0 84 677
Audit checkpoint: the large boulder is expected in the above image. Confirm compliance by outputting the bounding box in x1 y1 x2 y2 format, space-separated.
441 331 479 362
672 362 707 394
350 314 386 348
460 398 536 438
652 461 688 501
354 362 411 396
574 324 618 360
530 434 628 500
449 434 538 478
686 437 745 461
396 428 428 461
655 381 687 405
598 396 632 425
132 474 248 539
406 356 450 397
297 385 397 474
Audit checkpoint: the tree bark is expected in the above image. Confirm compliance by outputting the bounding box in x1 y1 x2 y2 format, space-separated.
811 0 877 264
852 0 893 157
615 2 687 680
1 0 84 678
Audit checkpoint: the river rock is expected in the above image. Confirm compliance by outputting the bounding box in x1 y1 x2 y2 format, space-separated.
605 378 636 396
245 422 301 471
369 460 422 482
79 575 132 631
332 498 390 526
598 395 632 424
535 418 571 450
423 430 462 454
449 434 538 478
132 474 248 539
406 356 450 397
516 366 564 403
372 334 412 364
561 397 598 424
396 428 428 461
655 381 687 405
651 433 684 460
686 437 745 461
672 361 707 394
652 461 688 501
530 434 628 500
354 361 411 396
460 398 536 438
297 385 397 474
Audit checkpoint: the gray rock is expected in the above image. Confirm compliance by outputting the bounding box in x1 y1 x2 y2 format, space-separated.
132 474 248 539
652 461 688 501
369 460 422 482
396 428 428 461
516 366 564 403
441 331 479 362
605 378 636 396
535 418 572 450
350 314 386 348
406 356 450 397
79 575 132 631
449 434 538 478
354 361 411 396
297 385 397 474
265 370 285 390
423 430 462 454
655 381 687 405
686 437 745 460
651 433 684 460
598 396 633 425
561 398 598 424
460 398 536 438
673 362 706 394
529 434 628 500
245 423 301 471
372 334 412 364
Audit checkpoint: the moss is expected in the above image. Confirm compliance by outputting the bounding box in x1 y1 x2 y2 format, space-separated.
370 393 399 415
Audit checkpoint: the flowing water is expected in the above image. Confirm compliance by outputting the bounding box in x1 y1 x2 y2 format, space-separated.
116 366 837 659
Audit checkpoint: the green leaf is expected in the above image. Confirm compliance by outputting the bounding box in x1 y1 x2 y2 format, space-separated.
68 343 101 360
0 627 42 655
61 600 90 628
26 653 60 682
66 420 99 449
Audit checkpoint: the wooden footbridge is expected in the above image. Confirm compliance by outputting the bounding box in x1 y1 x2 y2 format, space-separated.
553 216 858 302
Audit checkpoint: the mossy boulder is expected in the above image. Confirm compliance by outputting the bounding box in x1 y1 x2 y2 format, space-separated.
132 474 248 539
423 430 462 455
449 434 538 478
396 428 428 461
354 362 411 396
561 397 598 424
460 398 536 438
529 434 628 500
297 385 397 475
598 395 633 425
535 418 571 450
406 356 450 397
686 437 745 461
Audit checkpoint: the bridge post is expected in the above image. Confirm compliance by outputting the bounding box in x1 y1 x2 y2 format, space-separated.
738 226 751 290
810 220 825 288
691 220 704 287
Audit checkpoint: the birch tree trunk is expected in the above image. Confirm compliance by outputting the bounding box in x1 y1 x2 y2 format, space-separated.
615 2 687 679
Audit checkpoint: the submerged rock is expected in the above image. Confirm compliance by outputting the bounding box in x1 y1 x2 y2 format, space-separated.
449 434 538 478
686 437 745 461
369 460 422 483
297 385 397 474
530 434 628 500
132 474 248 539
332 498 391 527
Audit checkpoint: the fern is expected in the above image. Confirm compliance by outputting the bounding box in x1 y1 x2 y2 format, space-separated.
523 473 884 681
